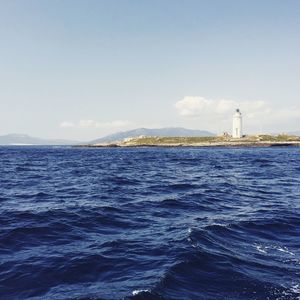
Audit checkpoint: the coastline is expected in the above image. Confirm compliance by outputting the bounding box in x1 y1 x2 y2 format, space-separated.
77 143 300 148
77 135 300 148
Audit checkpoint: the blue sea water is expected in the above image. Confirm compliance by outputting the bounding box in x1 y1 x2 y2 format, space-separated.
0 146 299 300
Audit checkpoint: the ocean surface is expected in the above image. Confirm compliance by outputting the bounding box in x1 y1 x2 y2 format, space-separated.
0 146 299 300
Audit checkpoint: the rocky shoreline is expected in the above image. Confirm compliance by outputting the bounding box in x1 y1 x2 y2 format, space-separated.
76 135 300 148
77 141 300 148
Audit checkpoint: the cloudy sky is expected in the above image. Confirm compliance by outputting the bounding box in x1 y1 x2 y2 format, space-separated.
0 0 299 141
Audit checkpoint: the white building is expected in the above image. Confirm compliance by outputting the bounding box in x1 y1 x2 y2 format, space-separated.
232 109 243 138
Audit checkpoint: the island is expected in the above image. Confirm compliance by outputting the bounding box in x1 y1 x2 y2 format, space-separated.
79 134 300 148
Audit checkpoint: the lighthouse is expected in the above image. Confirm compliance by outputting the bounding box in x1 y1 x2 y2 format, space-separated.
232 109 243 138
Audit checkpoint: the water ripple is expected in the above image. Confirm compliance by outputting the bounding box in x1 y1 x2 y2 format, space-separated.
0 146 299 299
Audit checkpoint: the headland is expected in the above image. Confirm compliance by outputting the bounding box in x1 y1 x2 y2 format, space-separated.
79 134 300 148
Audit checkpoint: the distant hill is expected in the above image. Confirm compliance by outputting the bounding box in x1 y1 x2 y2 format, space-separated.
90 127 215 144
288 131 300 136
0 134 79 145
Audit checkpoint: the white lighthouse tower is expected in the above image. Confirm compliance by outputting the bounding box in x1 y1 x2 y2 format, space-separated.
232 109 243 138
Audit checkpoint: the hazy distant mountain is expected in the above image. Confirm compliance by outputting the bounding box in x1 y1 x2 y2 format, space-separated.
90 127 215 144
0 134 79 145
288 131 300 136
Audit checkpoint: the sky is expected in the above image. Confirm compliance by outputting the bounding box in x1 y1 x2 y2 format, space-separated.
0 0 299 141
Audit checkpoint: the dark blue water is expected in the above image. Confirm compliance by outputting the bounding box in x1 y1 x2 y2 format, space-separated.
0 146 299 300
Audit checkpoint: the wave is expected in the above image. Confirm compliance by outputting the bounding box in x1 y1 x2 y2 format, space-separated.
0 146 299 299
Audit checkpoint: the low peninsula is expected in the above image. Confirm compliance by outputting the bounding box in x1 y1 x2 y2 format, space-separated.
79 134 300 148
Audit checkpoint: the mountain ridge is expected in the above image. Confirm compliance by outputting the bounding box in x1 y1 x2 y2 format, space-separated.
90 127 215 144
0 134 79 145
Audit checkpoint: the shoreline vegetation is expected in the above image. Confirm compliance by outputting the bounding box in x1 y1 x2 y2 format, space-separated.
78 134 300 148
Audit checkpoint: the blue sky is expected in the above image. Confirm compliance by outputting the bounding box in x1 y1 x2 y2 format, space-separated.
0 0 300 140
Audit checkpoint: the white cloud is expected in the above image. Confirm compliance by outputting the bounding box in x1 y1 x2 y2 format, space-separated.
60 121 75 128
175 96 266 117
175 96 300 133
78 119 132 129
175 97 210 116
79 119 96 128
59 120 132 130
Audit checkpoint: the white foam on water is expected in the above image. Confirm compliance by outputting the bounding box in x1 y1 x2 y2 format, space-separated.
281 284 300 300
132 289 150 296
254 244 267 254
210 222 230 228
254 243 296 256
275 246 295 256
291 284 300 294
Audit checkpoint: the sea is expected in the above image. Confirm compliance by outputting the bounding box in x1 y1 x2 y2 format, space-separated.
0 146 299 300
